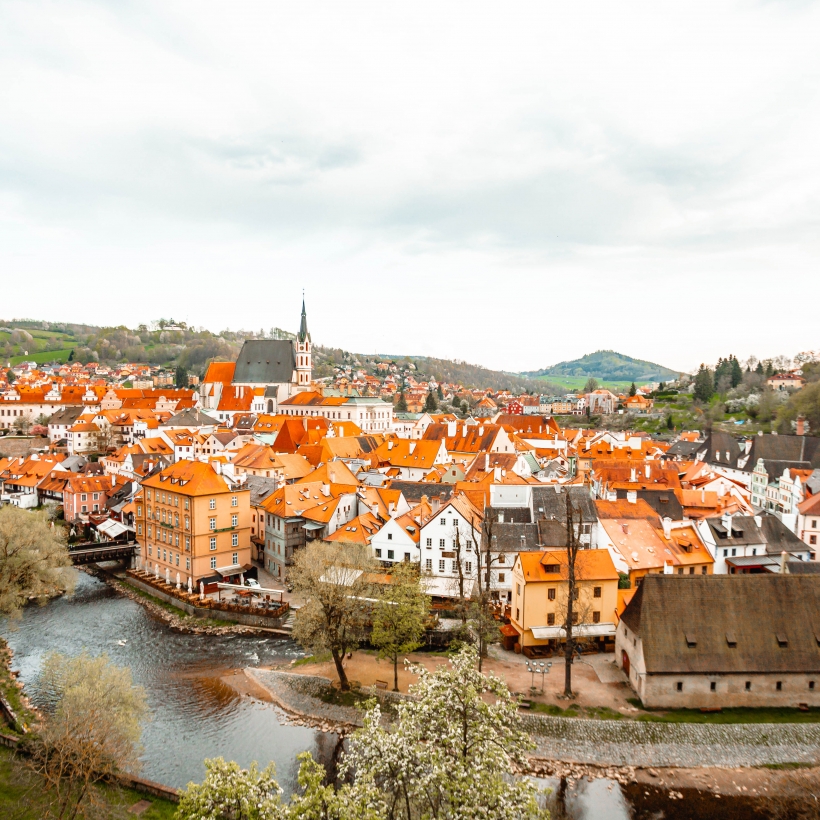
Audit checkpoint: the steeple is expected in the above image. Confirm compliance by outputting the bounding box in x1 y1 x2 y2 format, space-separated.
298 295 310 344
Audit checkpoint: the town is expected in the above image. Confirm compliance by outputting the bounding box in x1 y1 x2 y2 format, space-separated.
2 303 819 720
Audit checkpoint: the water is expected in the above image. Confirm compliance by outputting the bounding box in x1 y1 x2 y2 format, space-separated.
2 572 772 818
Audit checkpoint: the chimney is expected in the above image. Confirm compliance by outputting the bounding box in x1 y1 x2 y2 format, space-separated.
321 483 330 497
622 523 629 535
303 416 308 431
797 416 806 436
388 501 395 515
630 467 637 483
462 424 468 437
722 512 732 532
447 421 456 437
479 426 484 435
111 474 115 487
701 488 706 504
485 453 490 472
645 464 651 479
388 440 393 450
409 442 416 455
781 550 789 574
627 490 637 504
662 517 672 539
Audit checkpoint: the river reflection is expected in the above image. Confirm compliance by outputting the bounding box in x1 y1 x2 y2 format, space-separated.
2 572 772 818
2 571 333 791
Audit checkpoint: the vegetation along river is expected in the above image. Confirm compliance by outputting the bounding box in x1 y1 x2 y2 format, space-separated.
1 571 779 819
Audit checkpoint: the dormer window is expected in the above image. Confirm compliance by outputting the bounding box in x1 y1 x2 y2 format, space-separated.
684 632 697 648
726 631 737 647
776 633 789 647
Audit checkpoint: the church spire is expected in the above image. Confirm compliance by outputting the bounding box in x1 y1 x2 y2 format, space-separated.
298 294 310 343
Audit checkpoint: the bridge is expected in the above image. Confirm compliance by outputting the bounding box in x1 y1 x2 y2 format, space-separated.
67 542 137 566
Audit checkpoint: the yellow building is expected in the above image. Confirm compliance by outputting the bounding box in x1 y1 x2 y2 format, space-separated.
136 460 251 588
510 549 620 654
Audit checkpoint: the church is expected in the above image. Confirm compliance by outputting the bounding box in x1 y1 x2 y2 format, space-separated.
199 301 313 423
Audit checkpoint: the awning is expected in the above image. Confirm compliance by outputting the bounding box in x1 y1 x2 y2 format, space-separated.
530 622 617 640
96 519 130 539
215 563 253 577
421 576 479 599
302 521 325 531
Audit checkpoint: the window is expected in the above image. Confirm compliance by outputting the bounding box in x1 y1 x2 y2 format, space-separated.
426 538 432 547
745 681 751 691
425 559 432 570
210 557 217 570
516 584 521 596
677 568 684 575
174 513 179 527
81 494 87 502
232 552 238 565
498 572 505 583
498 554 505 564
465 561 472 574
137 505 142 516
547 613 555 626
811 535 818 545
209 499 216 510
232 533 238 547
176 554 180 566
710 681 716 692
548 588 556 600
146 490 152 500
689 567 695 575
440 517 446 525
210 537 217 551
731 548 736 556
81 505 87 514
137 524 142 535
186 558 190 570
776 681 782 691
209 518 216 531
163 550 167 562
185 498 189 510
676 682 683 692
185 517 190 530
439 539 445 548
148 546 152 556
592 611 600 623
387 533 392 540
231 496 238 507
702 566 708 574
92 492 99 501
438 560 445 572
723 549 728 557
571 612 579 625
232 515 238 527
185 536 190 550
593 586 601 598
375 549 382 558
388 550 394 560
451 560 457 573
466 540 472 549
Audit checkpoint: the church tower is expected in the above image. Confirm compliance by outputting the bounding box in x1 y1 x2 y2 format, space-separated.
295 297 312 388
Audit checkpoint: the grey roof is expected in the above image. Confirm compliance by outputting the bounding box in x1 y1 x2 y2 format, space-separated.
744 434 820 472
665 440 702 459
705 513 804 555
696 431 742 469
616 488 684 520
233 340 295 385
807 469 820 496
486 507 532 524
60 455 88 473
163 408 219 428
786 561 820 575
621 574 820 674
243 474 279 507
755 459 813 482
48 406 86 425
487 517 568 552
388 481 455 505
531 485 598 525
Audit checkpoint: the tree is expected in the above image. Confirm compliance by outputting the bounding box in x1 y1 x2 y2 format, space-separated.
341 646 543 819
175 364 188 388
730 355 743 388
562 492 582 697
370 563 430 691
583 377 598 394
30 652 148 820
67 349 74 362
628 382 636 397
693 364 715 403
290 540 376 691
176 758 285 820
778 382 820 436
423 390 438 413
436 383 443 400
12 415 32 436
0 506 74 617
395 391 408 413
6 369 16 384
666 413 674 430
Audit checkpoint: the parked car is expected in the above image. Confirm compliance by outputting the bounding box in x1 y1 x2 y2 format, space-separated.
244 578 261 589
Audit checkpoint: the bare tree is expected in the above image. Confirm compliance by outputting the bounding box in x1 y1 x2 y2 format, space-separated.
28 651 148 820
563 492 583 697
290 540 377 691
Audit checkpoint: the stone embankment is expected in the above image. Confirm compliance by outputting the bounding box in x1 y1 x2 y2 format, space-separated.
251 667 820 770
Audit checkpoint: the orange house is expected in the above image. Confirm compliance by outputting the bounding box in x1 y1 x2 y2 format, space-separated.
136 460 251 588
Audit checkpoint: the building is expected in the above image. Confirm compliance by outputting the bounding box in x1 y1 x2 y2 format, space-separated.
509 548 620 654
767 373 805 391
136 460 251 589
798 493 820 551
616 574 820 708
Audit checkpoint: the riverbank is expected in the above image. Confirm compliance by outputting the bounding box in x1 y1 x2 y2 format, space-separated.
86 566 280 636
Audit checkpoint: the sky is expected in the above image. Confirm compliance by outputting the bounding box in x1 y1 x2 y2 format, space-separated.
1 1 818 374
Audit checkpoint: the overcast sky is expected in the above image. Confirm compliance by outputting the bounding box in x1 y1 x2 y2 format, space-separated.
1 1 818 374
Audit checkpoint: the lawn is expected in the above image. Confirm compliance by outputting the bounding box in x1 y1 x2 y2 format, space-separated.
9 348 74 365
531 375 638 392
0 747 177 820
637 706 820 724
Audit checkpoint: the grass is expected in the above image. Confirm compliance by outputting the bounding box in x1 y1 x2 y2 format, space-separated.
527 702 624 720
293 651 332 667
531 375 637 392
637 706 820 724
0 747 177 819
9 349 74 365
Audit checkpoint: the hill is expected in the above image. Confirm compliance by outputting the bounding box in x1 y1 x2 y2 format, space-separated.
524 350 680 383
1 318 561 394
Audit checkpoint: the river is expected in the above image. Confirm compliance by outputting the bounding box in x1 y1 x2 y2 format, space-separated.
1 571 772 819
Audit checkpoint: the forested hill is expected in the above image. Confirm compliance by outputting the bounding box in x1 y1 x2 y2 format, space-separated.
524 350 680 382
1 318 564 393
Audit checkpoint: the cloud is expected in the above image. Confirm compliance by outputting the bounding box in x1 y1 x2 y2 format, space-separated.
0 0 818 372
